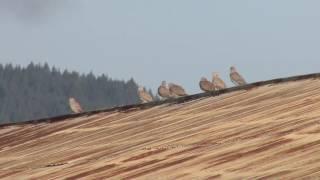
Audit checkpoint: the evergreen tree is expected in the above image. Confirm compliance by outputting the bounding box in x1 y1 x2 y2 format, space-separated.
0 62 150 124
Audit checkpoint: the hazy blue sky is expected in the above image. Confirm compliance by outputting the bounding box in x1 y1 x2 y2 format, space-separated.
1 0 320 93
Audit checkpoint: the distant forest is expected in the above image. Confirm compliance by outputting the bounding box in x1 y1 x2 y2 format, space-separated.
0 63 153 124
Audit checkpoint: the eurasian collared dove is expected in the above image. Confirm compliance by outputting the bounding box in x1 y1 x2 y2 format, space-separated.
168 83 188 97
230 66 247 86
138 86 153 103
69 97 83 113
199 77 215 92
212 72 227 90
158 81 173 99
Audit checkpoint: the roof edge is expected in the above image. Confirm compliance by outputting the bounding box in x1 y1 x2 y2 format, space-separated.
1 72 320 128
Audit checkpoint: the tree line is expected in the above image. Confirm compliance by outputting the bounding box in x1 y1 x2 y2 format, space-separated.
0 62 152 124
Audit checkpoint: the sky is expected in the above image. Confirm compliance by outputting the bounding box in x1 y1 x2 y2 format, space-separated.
1 0 320 93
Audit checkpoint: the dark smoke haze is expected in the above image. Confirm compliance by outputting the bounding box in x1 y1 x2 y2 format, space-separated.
0 0 67 22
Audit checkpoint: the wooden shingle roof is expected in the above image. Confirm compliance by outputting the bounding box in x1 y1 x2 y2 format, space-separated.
1 73 320 179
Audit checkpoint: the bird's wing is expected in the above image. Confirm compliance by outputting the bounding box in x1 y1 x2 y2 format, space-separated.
200 81 213 92
138 91 145 102
213 77 225 89
199 81 206 92
70 101 83 113
174 85 188 96
77 104 83 112
141 91 153 102
232 72 247 85
230 75 238 85
230 72 247 85
75 101 83 112
217 78 227 88
70 104 76 112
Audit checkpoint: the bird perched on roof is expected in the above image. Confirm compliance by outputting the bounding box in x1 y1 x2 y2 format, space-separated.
158 81 173 99
212 72 227 90
199 77 215 92
168 83 188 97
69 97 83 114
138 86 153 103
230 66 247 86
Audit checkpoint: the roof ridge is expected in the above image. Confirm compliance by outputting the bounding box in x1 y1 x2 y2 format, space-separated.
1 72 319 128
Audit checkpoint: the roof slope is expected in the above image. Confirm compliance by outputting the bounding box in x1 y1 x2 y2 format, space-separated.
1 76 320 179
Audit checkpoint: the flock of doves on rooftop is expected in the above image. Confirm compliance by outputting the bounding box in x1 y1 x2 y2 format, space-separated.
69 66 247 113
138 66 247 103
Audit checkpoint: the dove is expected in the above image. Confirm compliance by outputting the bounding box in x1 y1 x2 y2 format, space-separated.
158 81 173 99
230 66 247 86
138 86 153 103
69 97 83 113
212 72 227 90
168 83 188 97
199 77 215 92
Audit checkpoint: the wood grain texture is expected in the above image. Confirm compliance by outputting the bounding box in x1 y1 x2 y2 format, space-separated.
1 78 320 179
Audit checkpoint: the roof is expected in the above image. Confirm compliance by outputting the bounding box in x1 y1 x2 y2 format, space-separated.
1 73 320 179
